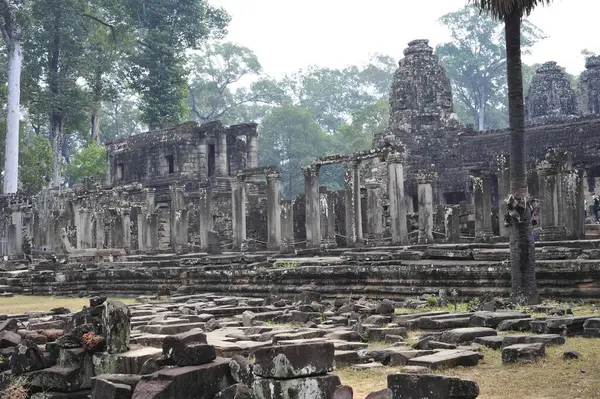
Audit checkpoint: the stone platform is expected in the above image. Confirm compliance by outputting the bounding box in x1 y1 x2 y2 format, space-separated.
2 240 600 300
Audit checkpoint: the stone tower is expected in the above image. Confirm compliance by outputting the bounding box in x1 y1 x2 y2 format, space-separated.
388 39 455 135
525 61 577 123
579 56 600 116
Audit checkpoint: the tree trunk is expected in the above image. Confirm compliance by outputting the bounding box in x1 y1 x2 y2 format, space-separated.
3 37 22 194
478 88 485 131
505 10 538 304
51 116 64 187
91 102 101 144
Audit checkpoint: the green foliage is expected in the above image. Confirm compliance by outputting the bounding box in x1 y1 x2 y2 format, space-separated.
19 132 52 195
124 0 230 129
436 5 545 130
68 142 107 184
426 295 439 307
258 104 330 198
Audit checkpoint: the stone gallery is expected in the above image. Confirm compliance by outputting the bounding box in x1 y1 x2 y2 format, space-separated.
0 39 600 398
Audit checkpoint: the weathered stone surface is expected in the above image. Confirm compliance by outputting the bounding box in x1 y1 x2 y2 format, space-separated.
563 350 581 360
502 343 546 363
387 373 479 399
171 343 216 367
132 357 233 399
92 379 131 399
0 330 21 347
213 383 252 399
469 311 529 328
439 327 496 344
103 301 131 354
333 385 353 399
408 350 483 370
162 330 207 365
376 299 395 315
526 61 577 123
251 374 341 399
365 388 393 399
250 342 334 379
334 350 362 368
524 334 565 346
10 339 45 374
229 355 253 386
0 318 18 332
389 350 436 367
93 346 162 375
497 318 533 332
474 336 505 350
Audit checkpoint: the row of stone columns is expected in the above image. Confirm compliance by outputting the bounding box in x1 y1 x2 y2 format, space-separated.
199 131 259 180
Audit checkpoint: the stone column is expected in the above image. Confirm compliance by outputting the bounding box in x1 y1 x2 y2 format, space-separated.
231 178 247 250
198 188 213 250
537 151 569 241
170 186 188 252
146 214 159 252
319 188 337 249
387 154 409 245
95 211 104 249
344 161 363 246
217 130 229 177
405 195 414 214
122 209 131 252
561 168 585 240
417 170 434 244
497 154 510 239
199 137 208 180
280 200 294 253
471 170 494 241
304 166 321 248
266 171 282 251
246 132 259 169
9 210 22 256
365 178 384 243
78 208 93 249
134 207 145 252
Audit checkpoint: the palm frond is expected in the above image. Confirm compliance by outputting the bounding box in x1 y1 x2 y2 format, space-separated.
469 0 553 20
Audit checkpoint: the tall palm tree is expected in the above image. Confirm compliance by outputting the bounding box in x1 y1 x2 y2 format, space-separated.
470 0 552 304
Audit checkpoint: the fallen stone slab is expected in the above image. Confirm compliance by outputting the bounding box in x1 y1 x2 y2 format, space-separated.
502 343 545 363
334 350 362 368
163 330 208 365
417 317 472 330
352 361 384 370
93 346 162 375
140 322 206 335
91 374 142 392
407 350 483 370
363 326 408 342
524 334 565 346
469 311 530 328
250 342 334 378
474 336 505 350
439 327 497 344
388 373 479 399
497 318 534 332
333 385 353 399
251 374 340 399
132 357 233 399
91 379 131 399
271 329 329 343
389 350 437 367
31 391 91 399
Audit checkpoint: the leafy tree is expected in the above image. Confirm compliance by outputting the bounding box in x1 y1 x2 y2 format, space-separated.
187 42 274 123
100 88 145 142
436 6 545 130
124 0 229 129
258 104 330 198
470 0 553 304
19 131 52 195
68 141 107 184
23 0 94 186
0 0 27 194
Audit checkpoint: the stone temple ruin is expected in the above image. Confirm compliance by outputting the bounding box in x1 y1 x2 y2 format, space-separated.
0 39 600 398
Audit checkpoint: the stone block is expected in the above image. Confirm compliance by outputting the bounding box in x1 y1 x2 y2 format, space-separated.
474 336 505 350
93 346 162 375
171 343 216 367
364 327 408 342
469 311 530 328
497 318 533 331
407 350 483 370
0 330 21 347
387 373 479 399
91 379 131 399
31 392 92 399
524 334 565 346
229 355 253 386
334 350 362 368
103 301 131 354
213 383 252 399
502 343 545 363
251 342 334 378
131 358 233 399
439 327 496 344
251 374 341 399
389 350 436 367
162 330 207 365
10 339 45 374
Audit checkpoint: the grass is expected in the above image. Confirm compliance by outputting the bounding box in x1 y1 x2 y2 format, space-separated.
395 303 469 313
336 337 600 399
0 295 136 315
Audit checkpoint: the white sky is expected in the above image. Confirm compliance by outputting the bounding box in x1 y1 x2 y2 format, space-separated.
209 0 598 78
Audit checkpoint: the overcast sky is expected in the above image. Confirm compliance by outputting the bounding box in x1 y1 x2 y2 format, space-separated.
209 0 597 78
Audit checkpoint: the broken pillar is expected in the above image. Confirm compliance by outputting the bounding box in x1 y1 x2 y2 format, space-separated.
217 129 228 178
387 152 409 245
95 211 104 249
537 151 570 241
280 200 294 253
8 210 22 256
417 170 434 244
266 171 282 251
146 214 159 252
564 167 585 239
320 188 337 249
198 187 213 251
169 186 188 252
444 205 461 243
134 207 145 252
497 154 510 239
365 178 384 244
405 195 414 214
471 170 494 241
231 178 247 250
304 165 321 249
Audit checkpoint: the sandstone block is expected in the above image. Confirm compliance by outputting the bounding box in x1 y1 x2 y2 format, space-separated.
439 327 496 344
387 373 479 399
407 350 483 370
502 343 545 363
251 374 341 399
10 339 45 374
103 301 131 354
91 379 131 399
251 342 334 379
